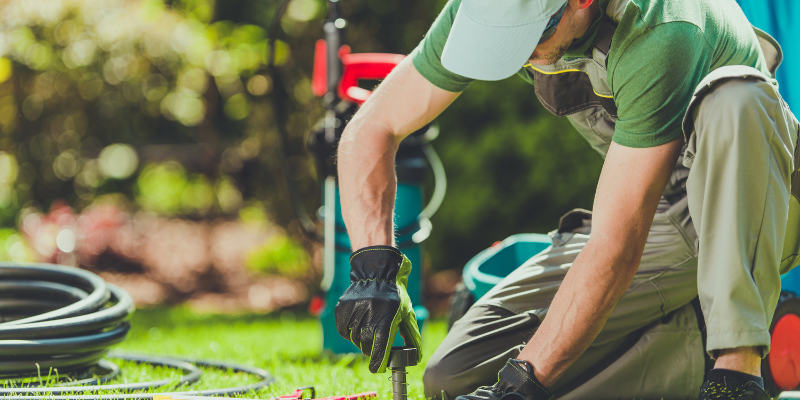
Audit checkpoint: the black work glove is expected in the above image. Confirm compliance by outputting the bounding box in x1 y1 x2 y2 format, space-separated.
335 245 422 373
456 359 553 400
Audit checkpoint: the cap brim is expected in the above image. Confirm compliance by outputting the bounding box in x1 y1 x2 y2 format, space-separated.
441 10 549 81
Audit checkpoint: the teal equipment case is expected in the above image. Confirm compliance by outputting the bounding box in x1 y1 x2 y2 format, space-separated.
318 181 430 354
307 0 440 354
310 129 437 354
459 234 800 304
463 233 552 301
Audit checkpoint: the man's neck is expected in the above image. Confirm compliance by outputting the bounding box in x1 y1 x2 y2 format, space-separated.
574 1 602 41
561 0 605 60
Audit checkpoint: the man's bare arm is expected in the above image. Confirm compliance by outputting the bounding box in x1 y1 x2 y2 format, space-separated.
517 137 685 387
337 58 460 249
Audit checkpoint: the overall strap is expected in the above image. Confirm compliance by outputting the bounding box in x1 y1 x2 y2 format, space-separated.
530 16 619 117
594 17 618 67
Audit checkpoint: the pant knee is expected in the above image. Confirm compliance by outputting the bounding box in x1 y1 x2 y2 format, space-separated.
423 352 461 400
693 79 780 143
685 78 787 172
422 305 537 399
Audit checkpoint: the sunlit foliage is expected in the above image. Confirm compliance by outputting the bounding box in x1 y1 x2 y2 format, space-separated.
0 0 604 274
0 0 280 224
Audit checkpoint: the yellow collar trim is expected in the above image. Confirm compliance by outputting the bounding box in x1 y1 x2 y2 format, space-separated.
523 63 614 99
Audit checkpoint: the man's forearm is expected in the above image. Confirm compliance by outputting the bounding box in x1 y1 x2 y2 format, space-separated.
517 238 641 387
337 119 400 249
516 139 683 388
333 59 460 250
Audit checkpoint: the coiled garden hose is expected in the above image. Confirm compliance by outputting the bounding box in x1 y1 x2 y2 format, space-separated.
0 263 274 399
0 263 134 375
1 353 275 399
1 355 202 394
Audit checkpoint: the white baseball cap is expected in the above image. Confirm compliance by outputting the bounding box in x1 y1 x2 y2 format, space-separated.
441 0 569 80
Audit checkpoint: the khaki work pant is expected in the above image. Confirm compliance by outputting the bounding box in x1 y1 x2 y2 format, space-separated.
424 74 800 399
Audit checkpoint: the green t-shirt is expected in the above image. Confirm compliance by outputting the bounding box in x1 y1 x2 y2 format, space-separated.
410 0 774 148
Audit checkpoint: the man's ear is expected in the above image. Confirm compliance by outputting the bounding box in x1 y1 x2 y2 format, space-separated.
570 0 594 10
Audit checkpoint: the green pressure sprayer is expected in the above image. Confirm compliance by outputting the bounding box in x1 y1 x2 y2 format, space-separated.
307 0 445 353
270 0 445 354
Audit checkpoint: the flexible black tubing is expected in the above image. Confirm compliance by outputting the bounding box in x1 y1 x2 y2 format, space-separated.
168 356 274 397
0 350 108 376
0 299 70 316
0 322 130 356
1 353 274 399
46 359 121 387
0 263 274 398
1 354 203 395
0 263 133 375
0 280 89 302
0 282 133 340
0 263 111 325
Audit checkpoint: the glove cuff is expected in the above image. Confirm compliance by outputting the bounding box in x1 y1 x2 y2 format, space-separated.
349 245 404 281
497 359 553 400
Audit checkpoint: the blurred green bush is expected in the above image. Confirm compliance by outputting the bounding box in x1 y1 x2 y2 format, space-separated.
0 0 288 224
246 235 311 278
0 228 33 262
135 161 245 216
0 0 604 275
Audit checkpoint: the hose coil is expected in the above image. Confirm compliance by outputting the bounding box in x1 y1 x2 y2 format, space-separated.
0 262 134 376
0 263 275 399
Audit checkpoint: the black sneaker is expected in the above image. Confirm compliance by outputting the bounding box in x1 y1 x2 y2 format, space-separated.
699 377 770 400
455 359 553 400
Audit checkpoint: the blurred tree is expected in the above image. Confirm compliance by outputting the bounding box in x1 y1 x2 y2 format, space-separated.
284 0 604 270
0 0 286 222
0 0 604 275
430 78 602 270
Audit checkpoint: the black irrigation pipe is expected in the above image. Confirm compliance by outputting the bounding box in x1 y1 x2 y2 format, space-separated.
0 353 275 399
35 359 122 387
0 263 133 375
0 354 202 395
0 263 275 399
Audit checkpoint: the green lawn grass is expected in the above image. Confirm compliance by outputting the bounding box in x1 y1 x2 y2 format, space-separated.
98 307 449 400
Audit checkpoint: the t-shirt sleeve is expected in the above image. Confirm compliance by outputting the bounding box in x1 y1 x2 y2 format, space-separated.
409 0 474 93
610 22 713 148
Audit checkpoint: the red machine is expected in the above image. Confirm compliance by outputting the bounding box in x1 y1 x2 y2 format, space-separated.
765 293 800 394
312 40 405 105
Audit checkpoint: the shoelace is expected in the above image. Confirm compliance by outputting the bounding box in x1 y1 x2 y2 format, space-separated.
703 382 747 400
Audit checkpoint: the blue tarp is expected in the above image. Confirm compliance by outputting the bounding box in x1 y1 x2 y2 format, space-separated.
736 0 800 110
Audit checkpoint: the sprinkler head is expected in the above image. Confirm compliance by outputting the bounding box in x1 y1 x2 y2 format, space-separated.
389 347 419 368
388 347 418 400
